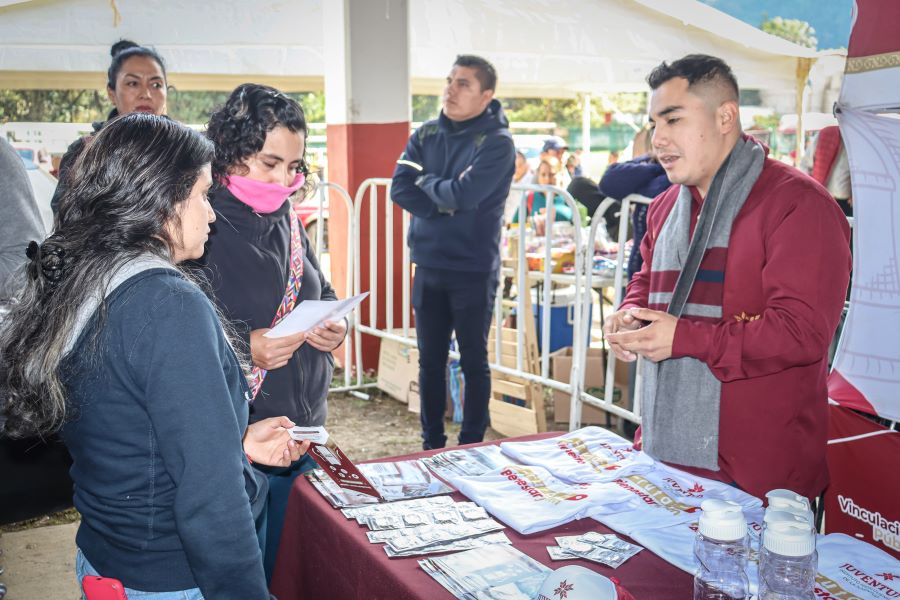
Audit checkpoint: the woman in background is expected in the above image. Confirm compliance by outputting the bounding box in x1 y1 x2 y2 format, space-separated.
51 39 169 215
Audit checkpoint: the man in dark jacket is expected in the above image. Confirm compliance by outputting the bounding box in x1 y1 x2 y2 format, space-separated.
599 151 671 278
391 54 515 449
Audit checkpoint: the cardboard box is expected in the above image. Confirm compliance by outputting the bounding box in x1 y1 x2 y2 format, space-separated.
376 334 456 416
376 336 420 406
550 346 630 425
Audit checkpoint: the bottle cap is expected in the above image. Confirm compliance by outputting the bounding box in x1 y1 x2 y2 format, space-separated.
698 499 747 542
763 510 810 526
765 506 814 528
765 489 810 511
763 520 816 557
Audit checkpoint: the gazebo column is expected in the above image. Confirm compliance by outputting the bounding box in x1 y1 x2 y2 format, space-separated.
323 0 411 370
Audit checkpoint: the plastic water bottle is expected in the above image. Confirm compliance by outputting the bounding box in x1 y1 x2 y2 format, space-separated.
760 511 812 566
693 499 750 600
759 489 814 576
758 520 818 599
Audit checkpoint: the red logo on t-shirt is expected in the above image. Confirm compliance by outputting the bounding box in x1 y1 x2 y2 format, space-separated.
554 580 575 598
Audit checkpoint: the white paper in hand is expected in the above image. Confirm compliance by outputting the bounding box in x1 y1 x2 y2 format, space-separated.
265 292 369 338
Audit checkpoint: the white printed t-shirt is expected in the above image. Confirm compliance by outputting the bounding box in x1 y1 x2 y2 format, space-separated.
815 533 900 599
499 426 655 483
592 462 763 535
452 464 632 535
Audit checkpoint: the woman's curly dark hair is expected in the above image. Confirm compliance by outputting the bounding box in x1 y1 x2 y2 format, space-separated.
206 83 311 193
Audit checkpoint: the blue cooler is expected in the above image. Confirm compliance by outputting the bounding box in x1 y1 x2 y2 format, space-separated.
533 286 592 354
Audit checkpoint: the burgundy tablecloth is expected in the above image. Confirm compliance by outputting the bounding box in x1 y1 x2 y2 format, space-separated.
270 433 693 599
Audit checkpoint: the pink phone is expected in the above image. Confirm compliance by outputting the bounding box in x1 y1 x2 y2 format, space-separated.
82 576 128 600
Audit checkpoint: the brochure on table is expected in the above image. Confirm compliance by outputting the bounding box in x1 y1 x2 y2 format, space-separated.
292 426 453 503
420 544 550 600
290 426 381 498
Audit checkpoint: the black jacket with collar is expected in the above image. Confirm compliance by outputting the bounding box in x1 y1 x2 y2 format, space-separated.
192 186 336 427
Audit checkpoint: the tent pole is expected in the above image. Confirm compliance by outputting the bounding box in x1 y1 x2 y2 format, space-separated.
795 57 815 163
581 93 592 157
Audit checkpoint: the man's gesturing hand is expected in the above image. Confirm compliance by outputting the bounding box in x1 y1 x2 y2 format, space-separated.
605 307 678 362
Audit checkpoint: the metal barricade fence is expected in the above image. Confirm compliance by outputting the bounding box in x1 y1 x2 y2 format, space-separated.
342 178 595 422
587 194 654 428
331 176 656 434
310 180 369 399
496 182 586 393
349 178 412 399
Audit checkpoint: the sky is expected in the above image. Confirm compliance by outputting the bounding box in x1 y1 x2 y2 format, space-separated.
699 0 854 49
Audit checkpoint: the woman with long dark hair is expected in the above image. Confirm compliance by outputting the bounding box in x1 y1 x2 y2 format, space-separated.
0 113 307 599
51 39 169 215
196 83 346 581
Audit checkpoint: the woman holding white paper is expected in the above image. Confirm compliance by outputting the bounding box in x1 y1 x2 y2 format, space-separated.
194 83 346 581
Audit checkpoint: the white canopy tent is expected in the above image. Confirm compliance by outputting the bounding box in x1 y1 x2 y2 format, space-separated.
0 0 829 109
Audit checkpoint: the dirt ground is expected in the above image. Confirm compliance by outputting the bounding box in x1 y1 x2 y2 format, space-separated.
326 384 505 460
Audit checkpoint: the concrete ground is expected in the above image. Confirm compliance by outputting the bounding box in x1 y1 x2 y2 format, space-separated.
0 522 79 599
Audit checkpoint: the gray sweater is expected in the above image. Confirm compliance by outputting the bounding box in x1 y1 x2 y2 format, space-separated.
0 138 46 301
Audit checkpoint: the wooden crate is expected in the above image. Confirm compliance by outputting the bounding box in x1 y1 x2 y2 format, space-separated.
488 277 546 437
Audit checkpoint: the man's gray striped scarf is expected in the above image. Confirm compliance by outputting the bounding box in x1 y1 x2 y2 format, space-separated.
640 136 765 470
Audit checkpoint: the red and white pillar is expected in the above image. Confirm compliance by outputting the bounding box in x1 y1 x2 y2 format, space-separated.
324 0 411 369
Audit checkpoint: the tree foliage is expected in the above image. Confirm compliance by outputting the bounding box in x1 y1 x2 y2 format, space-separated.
3 88 644 135
0 89 108 123
760 16 818 48
412 93 646 129
0 89 327 125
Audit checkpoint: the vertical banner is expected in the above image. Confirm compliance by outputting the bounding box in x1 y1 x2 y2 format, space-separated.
828 108 900 421
838 0 900 112
824 404 900 559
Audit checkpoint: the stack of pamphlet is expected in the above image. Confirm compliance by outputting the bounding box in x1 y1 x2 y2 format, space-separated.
420 544 551 599
305 469 379 508
293 427 453 507
305 460 454 508
547 532 643 567
420 445 516 483
343 496 511 557
342 495 456 522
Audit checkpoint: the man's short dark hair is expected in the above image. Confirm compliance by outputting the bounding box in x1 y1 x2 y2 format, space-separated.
454 54 498 92
647 54 739 102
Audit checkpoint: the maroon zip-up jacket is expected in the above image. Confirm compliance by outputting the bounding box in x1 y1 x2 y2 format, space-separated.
623 150 851 501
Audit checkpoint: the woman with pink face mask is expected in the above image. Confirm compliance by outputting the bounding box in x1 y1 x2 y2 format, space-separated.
194 84 346 582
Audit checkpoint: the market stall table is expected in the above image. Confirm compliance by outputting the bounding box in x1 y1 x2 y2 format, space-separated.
270 432 693 599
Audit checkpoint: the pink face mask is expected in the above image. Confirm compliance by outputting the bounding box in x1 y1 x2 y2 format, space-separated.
225 172 306 214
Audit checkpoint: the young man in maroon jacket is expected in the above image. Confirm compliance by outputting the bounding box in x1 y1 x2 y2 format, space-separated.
603 54 851 502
